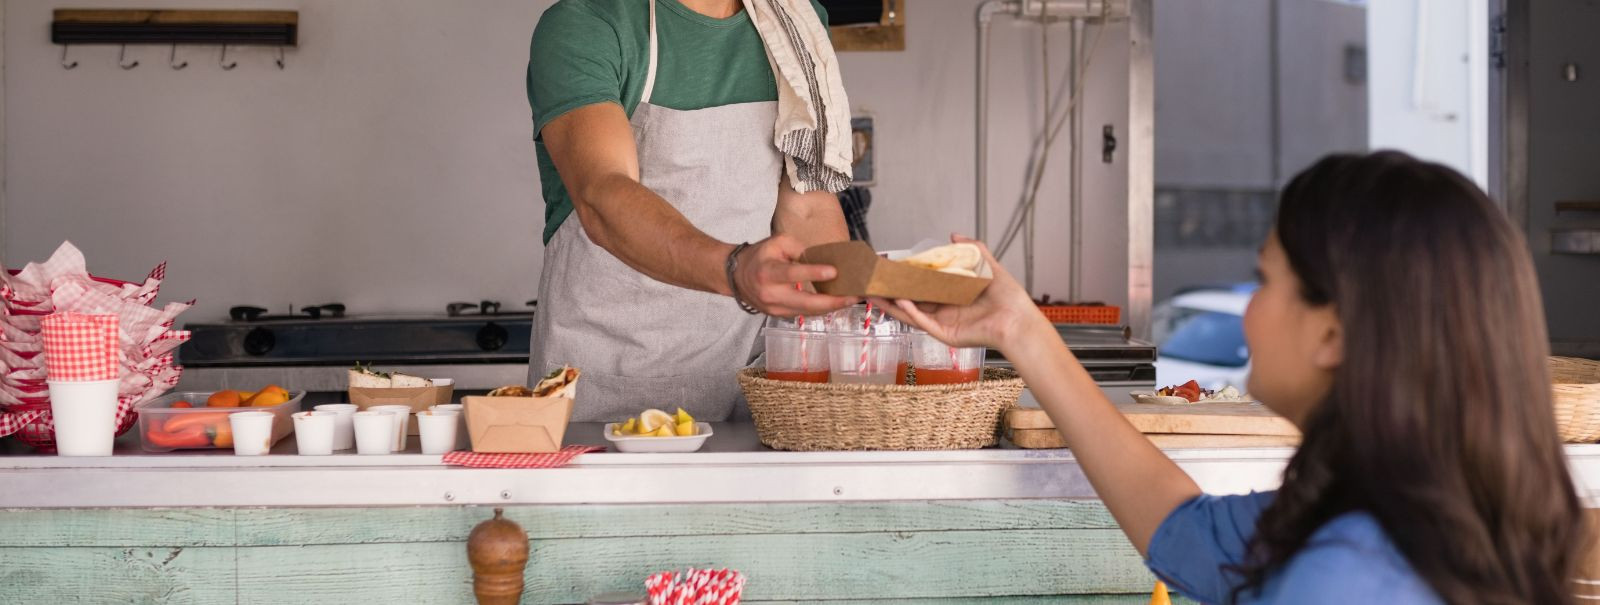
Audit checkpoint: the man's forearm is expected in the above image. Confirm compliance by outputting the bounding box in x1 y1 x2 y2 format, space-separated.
774 189 849 248
573 173 734 296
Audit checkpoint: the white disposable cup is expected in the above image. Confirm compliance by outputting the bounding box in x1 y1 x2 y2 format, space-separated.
430 404 468 450
313 404 358 450
47 379 121 456
353 411 396 455
292 411 336 455
229 411 275 456
367 405 413 452
416 410 460 455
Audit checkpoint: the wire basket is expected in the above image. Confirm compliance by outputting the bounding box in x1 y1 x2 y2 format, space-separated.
1553 356 1600 443
737 367 1024 451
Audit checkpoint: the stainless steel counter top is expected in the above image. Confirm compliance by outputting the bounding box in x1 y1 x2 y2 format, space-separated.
5 423 1599 509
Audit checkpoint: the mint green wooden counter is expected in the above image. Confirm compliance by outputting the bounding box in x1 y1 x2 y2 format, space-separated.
6 423 1463 603
0 501 1184 603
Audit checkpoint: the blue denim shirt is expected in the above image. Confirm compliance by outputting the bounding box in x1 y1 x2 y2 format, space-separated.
1146 491 1443 604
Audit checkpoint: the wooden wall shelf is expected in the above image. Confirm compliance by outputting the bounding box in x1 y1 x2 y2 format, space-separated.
828 0 905 52
52 9 298 46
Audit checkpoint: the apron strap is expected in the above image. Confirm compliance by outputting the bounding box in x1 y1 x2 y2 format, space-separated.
640 0 660 106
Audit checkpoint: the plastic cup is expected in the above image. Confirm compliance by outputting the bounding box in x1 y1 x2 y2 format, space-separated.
292 411 336 455
229 411 275 456
416 410 460 455
313 404 358 450
826 304 904 336
353 411 396 455
47 379 121 456
827 334 905 385
908 332 985 385
764 328 831 383
367 404 413 452
430 404 467 450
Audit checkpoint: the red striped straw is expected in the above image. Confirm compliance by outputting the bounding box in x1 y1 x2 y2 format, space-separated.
859 302 874 374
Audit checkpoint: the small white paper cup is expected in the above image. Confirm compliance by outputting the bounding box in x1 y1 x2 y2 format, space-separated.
416 410 460 455
47 379 121 456
430 404 467 450
229 411 275 456
353 411 396 455
292 411 336 455
313 404 358 450
367 405 413 452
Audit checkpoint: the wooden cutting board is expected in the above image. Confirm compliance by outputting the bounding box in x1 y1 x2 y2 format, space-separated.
1005 402 1300 438
1007 427 1300 449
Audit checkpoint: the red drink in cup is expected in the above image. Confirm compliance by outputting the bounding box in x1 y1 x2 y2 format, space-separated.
766 369 832 383
907 332 985 385
765 328 830 383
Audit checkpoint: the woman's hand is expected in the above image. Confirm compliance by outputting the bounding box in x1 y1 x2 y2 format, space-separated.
870 236 1048 354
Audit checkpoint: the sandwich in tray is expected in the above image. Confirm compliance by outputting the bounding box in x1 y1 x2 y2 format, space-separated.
487 365 580 399
349 363 433 388
899 242 984 277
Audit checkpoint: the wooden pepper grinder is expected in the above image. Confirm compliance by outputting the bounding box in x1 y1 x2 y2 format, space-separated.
468 508 530 605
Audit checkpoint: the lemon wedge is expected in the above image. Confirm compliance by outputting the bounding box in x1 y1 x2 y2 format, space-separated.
675 421 696 437
675 407 694 425
651 424 675 438
639 409 674 434
619 418 637 435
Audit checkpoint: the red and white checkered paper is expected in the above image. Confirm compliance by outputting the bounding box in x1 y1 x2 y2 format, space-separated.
440 445 605 468
40 313 120 382
2 242 190 448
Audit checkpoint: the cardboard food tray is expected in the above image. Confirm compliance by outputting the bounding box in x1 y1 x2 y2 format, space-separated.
800 241 991 306
349 380 455 435
461 395 574 453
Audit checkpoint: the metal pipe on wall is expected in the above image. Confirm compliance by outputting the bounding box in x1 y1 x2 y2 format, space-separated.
1068 17 1085 301
976 0 1022 243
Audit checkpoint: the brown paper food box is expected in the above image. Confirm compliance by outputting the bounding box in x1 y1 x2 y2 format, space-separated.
800 241 992 306
461 395 574 453
349 383 455 435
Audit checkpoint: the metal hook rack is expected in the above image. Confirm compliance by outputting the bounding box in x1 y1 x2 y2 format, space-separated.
118 44 139 70
51 9 298 71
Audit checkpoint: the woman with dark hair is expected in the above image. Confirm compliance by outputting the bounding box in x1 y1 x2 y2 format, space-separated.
878 151 1586 603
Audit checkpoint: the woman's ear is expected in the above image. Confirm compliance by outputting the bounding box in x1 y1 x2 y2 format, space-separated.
1311 307 1344 370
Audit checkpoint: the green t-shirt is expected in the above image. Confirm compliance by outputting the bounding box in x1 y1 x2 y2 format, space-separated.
526 0 828 244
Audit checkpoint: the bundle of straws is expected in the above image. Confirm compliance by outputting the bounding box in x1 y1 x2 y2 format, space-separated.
644 568 745 605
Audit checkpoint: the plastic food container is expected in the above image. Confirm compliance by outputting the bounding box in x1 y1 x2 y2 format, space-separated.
137 391 305 452
602 423 713 453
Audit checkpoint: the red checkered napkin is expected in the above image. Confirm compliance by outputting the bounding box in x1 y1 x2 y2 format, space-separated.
39 312 120 382
441 445 605 468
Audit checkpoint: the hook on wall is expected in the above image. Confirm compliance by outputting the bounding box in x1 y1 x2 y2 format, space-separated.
61 44 79 69
118 44 139 70
169 44 188 70
220 45 239 70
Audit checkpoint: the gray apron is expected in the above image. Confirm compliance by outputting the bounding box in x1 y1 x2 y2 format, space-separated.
530 0 782 422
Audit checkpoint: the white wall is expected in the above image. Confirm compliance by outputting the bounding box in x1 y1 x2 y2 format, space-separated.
1367 0 1489 188
3 0 1136 321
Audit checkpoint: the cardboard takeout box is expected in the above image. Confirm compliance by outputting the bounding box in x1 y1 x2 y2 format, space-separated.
349 380 455 435
800 241 992 305
461 395 574 453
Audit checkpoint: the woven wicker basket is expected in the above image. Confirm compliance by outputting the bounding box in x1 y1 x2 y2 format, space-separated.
1553 356 1600 443
738 367 1025 451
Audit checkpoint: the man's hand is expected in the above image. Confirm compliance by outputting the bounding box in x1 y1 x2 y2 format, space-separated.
732 234 857 317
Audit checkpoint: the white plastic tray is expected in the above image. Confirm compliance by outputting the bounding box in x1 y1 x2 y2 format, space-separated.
602 422 713 453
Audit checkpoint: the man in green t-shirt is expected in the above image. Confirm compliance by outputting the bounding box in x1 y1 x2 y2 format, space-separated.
526 0 856 420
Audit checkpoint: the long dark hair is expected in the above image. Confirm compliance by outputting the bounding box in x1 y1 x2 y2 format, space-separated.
1232 151 1585 603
